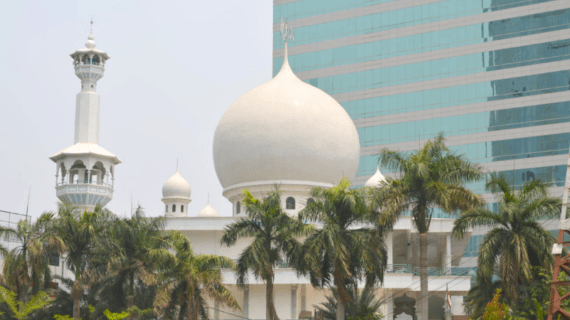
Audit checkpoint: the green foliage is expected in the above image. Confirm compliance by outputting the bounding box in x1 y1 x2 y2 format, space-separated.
455 174 561 307
96 206 174 315
221 187 310 320
125 306 153 317
374 133 483 318
157 230 239 320
103 308 130 320
482 289 510 320
298 179 387 320
316 283 384 320
0 287 52 320
0 212 65 302
53 315 74 320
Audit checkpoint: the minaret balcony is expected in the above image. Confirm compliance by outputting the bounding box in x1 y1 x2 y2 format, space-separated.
75 65 104 81
55 181 113 208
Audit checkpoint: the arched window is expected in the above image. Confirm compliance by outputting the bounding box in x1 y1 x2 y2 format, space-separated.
181 205 184 213
172 204 176 213
286 197 296 210
307 198 315 205
165 205 168 213
236 201 241 214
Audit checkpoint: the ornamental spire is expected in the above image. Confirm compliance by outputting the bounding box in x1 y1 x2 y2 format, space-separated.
86 20 96 49
278 19 295 76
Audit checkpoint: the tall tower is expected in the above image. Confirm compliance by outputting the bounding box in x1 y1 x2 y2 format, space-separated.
49 23 121 210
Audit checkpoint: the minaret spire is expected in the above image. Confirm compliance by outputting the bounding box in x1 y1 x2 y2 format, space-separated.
49 23 120 211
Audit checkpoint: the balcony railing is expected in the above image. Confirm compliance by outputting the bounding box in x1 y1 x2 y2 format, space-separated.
228 260 476 277
57 181 113 188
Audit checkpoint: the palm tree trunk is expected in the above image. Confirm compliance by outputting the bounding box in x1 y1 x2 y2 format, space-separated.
334 274 346 320
73 268 81 320
127 272 134 319
266 278 280 320
73 294 81 320
336 300 345 320
420 232 429 320
186 287 200 320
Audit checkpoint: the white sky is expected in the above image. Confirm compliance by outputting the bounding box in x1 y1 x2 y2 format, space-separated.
0 0 273 219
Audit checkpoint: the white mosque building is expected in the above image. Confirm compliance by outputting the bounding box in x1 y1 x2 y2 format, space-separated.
49 28 473 320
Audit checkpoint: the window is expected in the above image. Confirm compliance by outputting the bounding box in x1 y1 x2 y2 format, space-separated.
181 205 184 213
172 205 176 213
307 198 315 205
286 197 296 210
48 253 60 267
165 205 168 213
236 201 241 214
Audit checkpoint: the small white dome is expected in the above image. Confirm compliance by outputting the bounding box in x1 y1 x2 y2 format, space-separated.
213 43 360 189
364 166 387 187
198 203 219 217
162 168 191 200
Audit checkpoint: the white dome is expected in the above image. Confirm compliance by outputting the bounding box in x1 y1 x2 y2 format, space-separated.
162 168 191 200
213 43 360 189
364 166 387 187
198 203 219 217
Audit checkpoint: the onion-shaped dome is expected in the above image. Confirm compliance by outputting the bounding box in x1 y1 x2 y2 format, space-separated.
162 168 191 200
364 166 387 187
198 202 219 217
213 43 360 190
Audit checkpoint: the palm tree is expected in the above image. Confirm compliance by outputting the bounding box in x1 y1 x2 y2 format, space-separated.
453 174 561 306
220 188 312 320
371 133 483 319
157 231 239 320
462 280 504 319
54 203 116 320
315 281 384 320
1 213 65 303
103 206 175 311
297 178 387 320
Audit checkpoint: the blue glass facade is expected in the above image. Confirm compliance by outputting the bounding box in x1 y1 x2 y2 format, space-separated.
274 0 570 263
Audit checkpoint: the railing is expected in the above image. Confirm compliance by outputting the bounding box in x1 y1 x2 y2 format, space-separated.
56 181 113 188
228 261 476 277
412 266 477 277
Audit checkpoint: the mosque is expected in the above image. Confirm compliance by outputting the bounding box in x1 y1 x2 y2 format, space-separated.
48 26 472 320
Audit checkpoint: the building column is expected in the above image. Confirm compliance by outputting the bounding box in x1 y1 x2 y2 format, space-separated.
445 234 452 275
243 285 249 319
451 296 465 317
301 284 306 313
385 289 393 320
407 232 412 261
387 232 393 271
291 285 298 319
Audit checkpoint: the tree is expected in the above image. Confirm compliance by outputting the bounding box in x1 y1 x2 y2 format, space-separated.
221 188 312 320
157 231 239 320
1 213 65 303
453 174 561 306
0 287 52 320
53 204 116 320
371 133 483 319
103 309 130 320
315 282 384 320
298 179 387 320
102 206 174 312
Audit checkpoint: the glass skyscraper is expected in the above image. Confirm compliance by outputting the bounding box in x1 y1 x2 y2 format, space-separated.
273 0 570 266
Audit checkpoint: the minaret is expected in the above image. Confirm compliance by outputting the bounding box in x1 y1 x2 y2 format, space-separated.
49 22 121 210
161 164 192 217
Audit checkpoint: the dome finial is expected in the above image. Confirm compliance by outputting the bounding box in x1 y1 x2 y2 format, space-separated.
85 20 96 49
176 158 179 173
278 18 295 76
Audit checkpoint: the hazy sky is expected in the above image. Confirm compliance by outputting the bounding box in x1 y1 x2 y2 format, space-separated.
0 0 273 219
